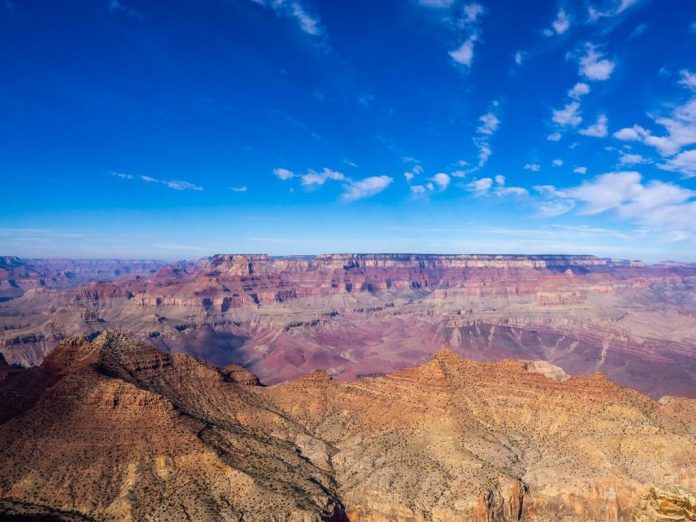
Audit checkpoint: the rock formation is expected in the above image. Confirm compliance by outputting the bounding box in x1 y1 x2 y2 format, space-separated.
1 254 695 398
0 332 694 521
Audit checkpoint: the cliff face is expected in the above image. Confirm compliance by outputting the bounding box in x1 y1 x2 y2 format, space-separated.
0 333 694 521
1 253 695 398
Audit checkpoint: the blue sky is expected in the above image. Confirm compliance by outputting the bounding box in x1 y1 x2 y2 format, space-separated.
2 0 696 261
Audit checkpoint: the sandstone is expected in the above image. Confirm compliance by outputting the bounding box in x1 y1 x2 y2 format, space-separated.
3 334 694 521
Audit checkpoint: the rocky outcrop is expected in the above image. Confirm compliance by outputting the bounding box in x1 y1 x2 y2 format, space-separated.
1 333 695 521
632 486 696 521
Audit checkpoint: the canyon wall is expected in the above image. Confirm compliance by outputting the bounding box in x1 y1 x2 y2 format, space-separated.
1 254 695 398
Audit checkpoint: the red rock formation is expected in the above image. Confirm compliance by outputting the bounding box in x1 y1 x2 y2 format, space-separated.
1 254 695 398
1 333 694 521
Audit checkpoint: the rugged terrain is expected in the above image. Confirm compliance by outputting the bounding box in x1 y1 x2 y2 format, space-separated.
0 256 168 301
0 332 694 521
1 254 696 398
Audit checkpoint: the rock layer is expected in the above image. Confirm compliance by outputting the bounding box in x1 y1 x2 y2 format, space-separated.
1 254 696 398
0 333 694 521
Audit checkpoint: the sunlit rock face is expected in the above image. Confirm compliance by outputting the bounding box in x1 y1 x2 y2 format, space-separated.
1 253 695 399
0 333 694 521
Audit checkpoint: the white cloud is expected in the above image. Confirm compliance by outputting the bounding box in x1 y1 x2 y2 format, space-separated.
552 101 582 127
477 112 500 135
404 171 415 182
566 171 694 216
588 0 639 21
536 171 696 235
419 0 454 6
568 82 591 99
140 175 203 191
619 152 649 165
341 176 393 202
301 168 346 186
229 186 248 192
432 172 451 189
273 168 296 180
552 159 564 167
411 173 450 196
251 0 322 36
613 125 649 141
679 70 696 92
547 132 562 141
476 141 492 166
524 163 541 172
464 175 527 197
574 166 588 174
463 3 485 23
549 8 570 35
578 45 615 81
538 199 576 217
659 149 696 177
111 172 133 180
466 177 494 193
613 97 696 157
497 186 529 197
514 51 525 65
446 4 486 68
449 38 475 67
579 114 609 138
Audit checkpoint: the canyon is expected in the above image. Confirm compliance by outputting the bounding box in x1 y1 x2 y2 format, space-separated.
1 253 695 399
0 332 694 521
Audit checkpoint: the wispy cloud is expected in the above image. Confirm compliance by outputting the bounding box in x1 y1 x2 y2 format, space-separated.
229 186 248 192
300 168 345 186
579 114 608 137
112 172 203 191
514 50 525 66
659 149 696 178
341 175 393 202
250 0 323 36
140 175 203 191
444 3 486 68
614 101 696 157
108 0 143 21
477 112 500 135
534 171 696 235
524 163 541 172
274 167 393 202
544 8 570 36
588 0 639 21
464 175 528 197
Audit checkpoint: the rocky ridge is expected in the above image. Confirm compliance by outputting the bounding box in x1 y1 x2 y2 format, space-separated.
0 332 695 521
